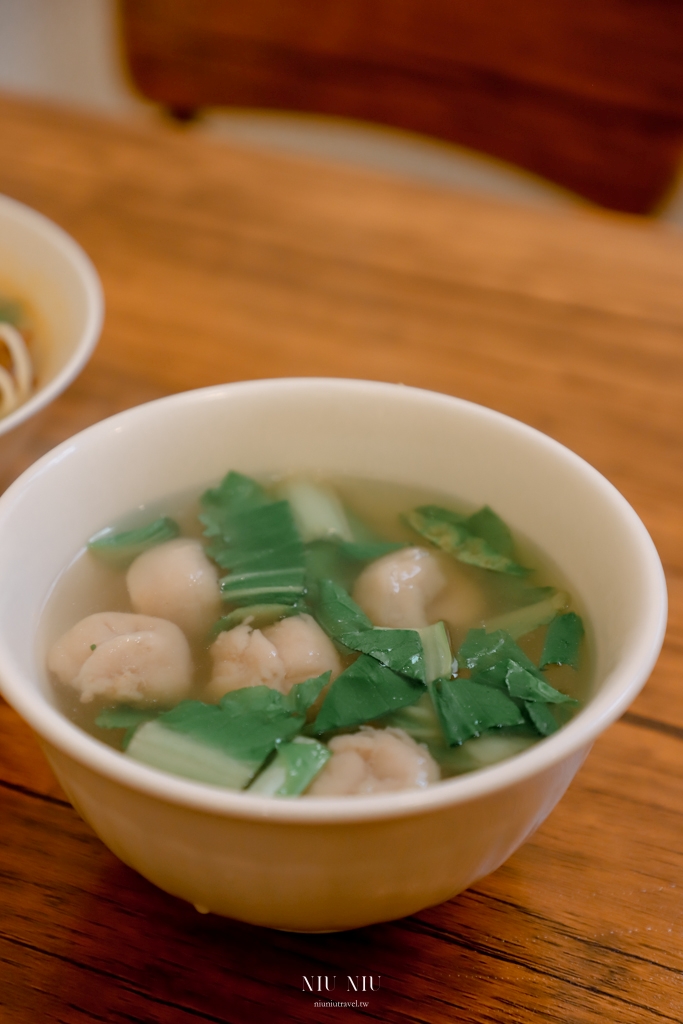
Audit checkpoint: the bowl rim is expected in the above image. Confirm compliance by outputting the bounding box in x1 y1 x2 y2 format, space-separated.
0 378 668 823
0 193 104 437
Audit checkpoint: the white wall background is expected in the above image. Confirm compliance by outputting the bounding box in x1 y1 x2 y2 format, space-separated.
0 0 136 113
0 0 681 223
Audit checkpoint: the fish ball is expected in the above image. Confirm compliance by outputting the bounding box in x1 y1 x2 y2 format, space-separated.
48 611 193 705
352 547 447 628
262 613 342 689
307 726 439 796
127 538 221 640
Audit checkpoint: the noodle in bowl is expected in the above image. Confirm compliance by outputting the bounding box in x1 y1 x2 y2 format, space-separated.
0 194 103 436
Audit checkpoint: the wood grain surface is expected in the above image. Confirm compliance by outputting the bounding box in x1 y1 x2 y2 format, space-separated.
0 94 682 1023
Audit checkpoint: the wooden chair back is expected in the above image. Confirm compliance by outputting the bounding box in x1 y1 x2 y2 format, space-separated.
118 0 683 213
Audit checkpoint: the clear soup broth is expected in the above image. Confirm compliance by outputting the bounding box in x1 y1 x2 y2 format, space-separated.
42 474 591 794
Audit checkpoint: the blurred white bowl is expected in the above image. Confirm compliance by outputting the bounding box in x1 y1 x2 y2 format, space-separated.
0 379 668 931
0 193 103 436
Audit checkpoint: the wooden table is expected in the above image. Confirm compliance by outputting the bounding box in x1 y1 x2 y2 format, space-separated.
1 93 682 1024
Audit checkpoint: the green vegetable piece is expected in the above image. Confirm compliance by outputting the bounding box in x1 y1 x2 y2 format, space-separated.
220 567 307 606
211 500 304 571
279 479 353 543
505 660 578 704
210 498 306 605
88 516 180 566
405 505 530 576
313 655 424 734
161 688 304 764
466 663 508 690
480 576 556 616
127 720 259 787
202 474 307 604
199 470 271 538
418 621 453 683
316 578 373 639
283 672 331 715
386 691 537 776
540 612 585 669
95 705 158 749
318 577 448 683
484 590 568 640
248 737 331 796
318 576 452 684
459 628 544 682
211 603 300 636
464 505 514 558
524 700 559 736
340 628 424 681
431 678 525 746
134 676 328 797
451 535 529 576
337 621 451 685
404 506 470 552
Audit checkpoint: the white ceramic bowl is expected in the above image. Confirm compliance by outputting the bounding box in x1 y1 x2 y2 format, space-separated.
0 193 103 436
0 379 667 931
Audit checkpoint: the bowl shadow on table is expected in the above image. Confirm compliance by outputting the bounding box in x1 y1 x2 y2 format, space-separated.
25 838 495 1022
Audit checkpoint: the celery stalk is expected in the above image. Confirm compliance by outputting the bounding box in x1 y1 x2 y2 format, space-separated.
280 480 353 543
483 590 568 640
211 603 299 636
248 737 330 796
126 720 260 788
418 622 453 682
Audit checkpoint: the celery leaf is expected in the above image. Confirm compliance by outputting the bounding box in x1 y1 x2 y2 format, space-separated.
459 628 544 682
199 471 271 538
283 672 331 715
505 660 578 704
88 517 180 566
315 578 373 639
340 628 425 681
405 505 530 576
540 612 585 669
524 701 560 736
313 655 424 734
159 688 304 764
431 678 525 746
